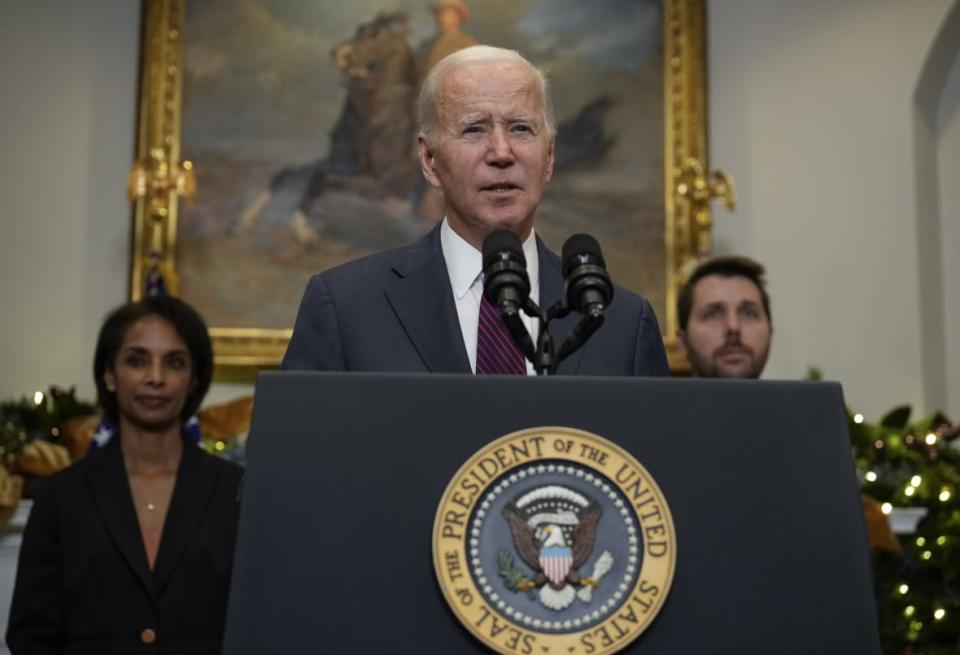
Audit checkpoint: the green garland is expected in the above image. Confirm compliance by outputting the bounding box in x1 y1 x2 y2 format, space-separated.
0 386 94 463
849 402 960 653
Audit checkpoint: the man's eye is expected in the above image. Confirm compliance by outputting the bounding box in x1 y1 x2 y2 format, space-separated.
702 308 722 320
511 124 533 134
463 125 484 135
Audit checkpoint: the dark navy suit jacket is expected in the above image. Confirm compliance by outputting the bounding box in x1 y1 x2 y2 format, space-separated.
282 224 669 376
7 435 242 654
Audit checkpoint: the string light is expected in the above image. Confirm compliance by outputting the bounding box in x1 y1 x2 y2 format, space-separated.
922 550 932 560
905 606 916 617
898 584 909 595
936 536 947 546
917 537 926 547
939 489 951 502
865 471 878 482
881 503 893 515
911 475 922 488
214 440 226 452
33 391 43 405
934 609 946 621
875 439 884 450
925 432 937 445
854 413 864 424
904 486 915 497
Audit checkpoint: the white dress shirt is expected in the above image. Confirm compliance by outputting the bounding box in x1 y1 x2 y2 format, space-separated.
440 218 540 375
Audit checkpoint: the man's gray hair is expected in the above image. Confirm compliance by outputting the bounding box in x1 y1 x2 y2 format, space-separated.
416 45 556 145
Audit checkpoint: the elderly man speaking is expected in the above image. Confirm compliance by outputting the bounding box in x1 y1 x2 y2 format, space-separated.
282 46 668 377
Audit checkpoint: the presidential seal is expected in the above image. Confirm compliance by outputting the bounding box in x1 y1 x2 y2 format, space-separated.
433 427 676 654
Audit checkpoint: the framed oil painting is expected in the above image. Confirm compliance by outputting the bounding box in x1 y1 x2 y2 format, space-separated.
130 0 711 369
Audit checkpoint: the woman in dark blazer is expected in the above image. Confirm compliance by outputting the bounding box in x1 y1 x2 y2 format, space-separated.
7 297 243 654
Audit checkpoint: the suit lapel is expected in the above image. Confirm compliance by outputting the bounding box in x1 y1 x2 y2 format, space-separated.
152 442 220 595
538 242 586 375
88 436 155 597
384 225 471 373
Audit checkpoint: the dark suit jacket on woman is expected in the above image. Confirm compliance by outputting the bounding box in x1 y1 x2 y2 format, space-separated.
282 224 669 376
6 434 243 655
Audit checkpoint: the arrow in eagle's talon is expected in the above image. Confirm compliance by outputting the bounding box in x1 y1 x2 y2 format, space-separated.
576 551 614 603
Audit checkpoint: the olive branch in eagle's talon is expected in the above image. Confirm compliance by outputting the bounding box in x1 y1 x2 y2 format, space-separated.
497 550 537 599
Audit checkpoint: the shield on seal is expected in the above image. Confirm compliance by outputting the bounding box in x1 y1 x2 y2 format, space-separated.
540 546 574 586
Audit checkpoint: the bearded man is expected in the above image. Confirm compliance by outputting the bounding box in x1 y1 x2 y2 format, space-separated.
676 256 772 379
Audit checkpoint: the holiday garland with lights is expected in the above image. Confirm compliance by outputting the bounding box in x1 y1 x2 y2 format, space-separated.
0 387 94 460
850 403 960 654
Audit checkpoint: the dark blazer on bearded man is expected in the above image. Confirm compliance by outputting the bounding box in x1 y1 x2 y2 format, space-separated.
6 433 242 655
282 223 669 375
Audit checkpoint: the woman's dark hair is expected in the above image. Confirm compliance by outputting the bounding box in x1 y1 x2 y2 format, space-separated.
93 296 213 424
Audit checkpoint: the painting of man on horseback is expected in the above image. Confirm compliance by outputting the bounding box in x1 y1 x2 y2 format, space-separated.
176 0 662 333
236 10 421 245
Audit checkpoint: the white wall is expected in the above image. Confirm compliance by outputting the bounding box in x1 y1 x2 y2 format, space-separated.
0 1 252 408
1 0 958 421
939 42 960 419
709 0 959 420
0 2 140 401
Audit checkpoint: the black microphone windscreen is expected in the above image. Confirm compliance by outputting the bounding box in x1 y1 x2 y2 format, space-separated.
562 233 605 273
482 230 525 268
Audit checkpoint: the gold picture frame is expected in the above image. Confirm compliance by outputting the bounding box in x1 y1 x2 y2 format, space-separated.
129 0 726 372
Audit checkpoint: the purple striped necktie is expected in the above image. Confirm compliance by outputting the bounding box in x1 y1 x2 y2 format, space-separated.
476 292 528 375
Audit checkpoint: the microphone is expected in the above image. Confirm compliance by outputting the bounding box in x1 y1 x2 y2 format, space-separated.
482 230 536 362
561 234 613 317
482 230 530 317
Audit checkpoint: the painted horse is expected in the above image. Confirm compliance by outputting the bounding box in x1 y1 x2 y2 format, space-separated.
237 11 419 245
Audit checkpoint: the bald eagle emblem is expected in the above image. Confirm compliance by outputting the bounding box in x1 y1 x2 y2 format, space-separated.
501 485 614 611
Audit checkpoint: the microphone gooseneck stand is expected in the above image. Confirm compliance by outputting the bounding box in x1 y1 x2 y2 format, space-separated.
515 295 605 376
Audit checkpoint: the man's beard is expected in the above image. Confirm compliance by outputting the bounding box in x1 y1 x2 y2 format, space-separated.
686 336 769 379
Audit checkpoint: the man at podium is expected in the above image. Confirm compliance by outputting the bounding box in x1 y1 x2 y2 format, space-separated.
282 46 668 377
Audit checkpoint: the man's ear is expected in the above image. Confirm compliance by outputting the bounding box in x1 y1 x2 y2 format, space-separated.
104 369 117 393
675 330 688 358
417 133 442 188
544 137 555 183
